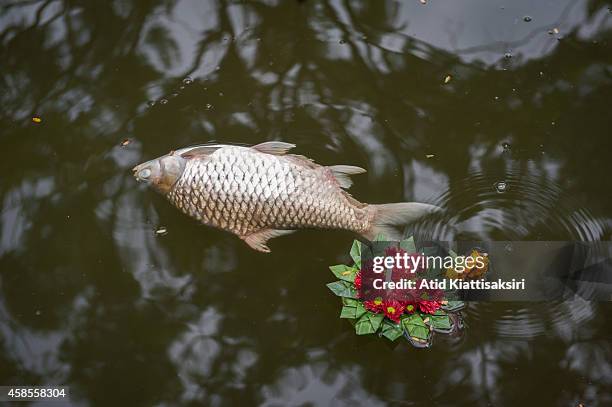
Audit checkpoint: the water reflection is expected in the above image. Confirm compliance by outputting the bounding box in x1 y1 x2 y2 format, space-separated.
1 0 611 405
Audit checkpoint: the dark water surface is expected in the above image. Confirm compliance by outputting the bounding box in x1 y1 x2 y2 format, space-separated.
1 0 612 405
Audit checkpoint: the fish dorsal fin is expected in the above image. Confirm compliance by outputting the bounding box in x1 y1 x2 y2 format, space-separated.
328 165 366 189
252 141 296 155
176 144 223 159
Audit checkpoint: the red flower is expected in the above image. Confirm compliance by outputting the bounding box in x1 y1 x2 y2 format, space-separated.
354 271 362 290
364 297 384 313
404 302 417 314
417 300 442 314
383 300 406 322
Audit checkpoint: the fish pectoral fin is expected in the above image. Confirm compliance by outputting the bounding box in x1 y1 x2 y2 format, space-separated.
328 165 367 189
177 144 223 158
242 229 296 253
252 141 296 156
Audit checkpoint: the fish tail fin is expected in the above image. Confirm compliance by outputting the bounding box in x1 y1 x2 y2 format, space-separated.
361 202 440 241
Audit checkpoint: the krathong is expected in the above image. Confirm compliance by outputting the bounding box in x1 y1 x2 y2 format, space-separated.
327 237 467 347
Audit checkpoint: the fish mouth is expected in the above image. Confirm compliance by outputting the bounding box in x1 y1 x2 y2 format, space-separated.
132 163 145 182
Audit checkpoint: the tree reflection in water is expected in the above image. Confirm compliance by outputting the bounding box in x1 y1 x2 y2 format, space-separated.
0 0 611 405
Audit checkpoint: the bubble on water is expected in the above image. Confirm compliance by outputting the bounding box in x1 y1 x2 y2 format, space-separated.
183 76 193 85
160 98 168 105
205 103 213 110
35 310 41 316
523 16 532 22
502 142 511 151
147 100 155 107
156 226 168 236
495 180 508 193
494 96 499 101
504 52 513 59
219 92 224 96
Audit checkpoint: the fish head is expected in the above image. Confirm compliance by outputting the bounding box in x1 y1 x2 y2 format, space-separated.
132 152 186 194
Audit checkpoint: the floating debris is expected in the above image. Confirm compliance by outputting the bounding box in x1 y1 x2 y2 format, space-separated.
444 75 452 84
32 116 42 123
523 16 532 22
155 226 168 236
425 154 435 159
120 138 131 147
495 181 508 193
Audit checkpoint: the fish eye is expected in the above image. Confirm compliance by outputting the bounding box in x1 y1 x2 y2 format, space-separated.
139 168 152 179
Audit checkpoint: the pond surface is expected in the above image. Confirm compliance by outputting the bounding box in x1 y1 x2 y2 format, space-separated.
1 0 611 405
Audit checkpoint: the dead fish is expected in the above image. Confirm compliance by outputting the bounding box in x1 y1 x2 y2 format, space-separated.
133 142 439 252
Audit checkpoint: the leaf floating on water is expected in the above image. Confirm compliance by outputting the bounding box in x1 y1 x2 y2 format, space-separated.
444 75 452 84
355 312 384 335
326 280 358 298
329 264 357 283
155 226 168 236
381 320 404 341
32 116 42 123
